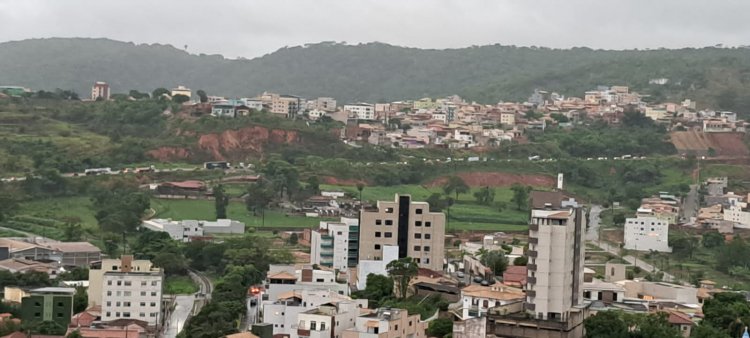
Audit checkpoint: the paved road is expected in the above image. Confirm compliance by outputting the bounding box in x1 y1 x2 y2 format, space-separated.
162 295 195 338
586 205 676 283
244 295 259 330
681 184 699 223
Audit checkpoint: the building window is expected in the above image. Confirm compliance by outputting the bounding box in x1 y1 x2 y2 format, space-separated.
425 222 432 227
107 291 112 296
376 220 382 225
311 321 317 330
141 281 147 286
424 246 431 252
123 312 131 318
140 302 146 307
150 302 156 307
425 234 431 239
321 322 326 331
124 302 131 307
375 232 382 237
124 281 131 286
140 292 146 296
375 244 381 250
106 312 111 317
117 281 122 286
415 233 421 239
106 301 111 307
416 209 423 214
124 291 131 296
385 232 392 238
385 220 393 226
415 221 422 226
151 281 158 286
107 280 112 286
385 208 394 213
140 313 145 317
414 246 421 251
151 292 157 297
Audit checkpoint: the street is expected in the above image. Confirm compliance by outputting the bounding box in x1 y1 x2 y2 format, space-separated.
681 184 699 223
162 295 195 338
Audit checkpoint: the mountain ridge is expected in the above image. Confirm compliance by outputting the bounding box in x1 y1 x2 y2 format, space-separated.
2 37 750 109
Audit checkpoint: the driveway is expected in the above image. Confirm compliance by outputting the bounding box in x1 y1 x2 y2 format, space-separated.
162 295 195 338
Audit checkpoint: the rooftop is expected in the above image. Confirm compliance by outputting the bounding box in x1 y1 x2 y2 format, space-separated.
461 284 525 300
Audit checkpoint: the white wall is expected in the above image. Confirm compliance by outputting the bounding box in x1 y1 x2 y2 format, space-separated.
624 217 671 252
356 245 399 290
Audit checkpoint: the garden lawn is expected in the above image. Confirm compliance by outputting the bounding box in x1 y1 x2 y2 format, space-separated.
17 196 98 230
164 275 199 294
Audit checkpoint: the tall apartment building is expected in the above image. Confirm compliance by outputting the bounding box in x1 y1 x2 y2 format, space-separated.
259 92 303 118
624 216 671 252
343 103 375 121
21 287 75 329
310 217 359 270
359 194 445 271
525 191 585 321
342 308 427 338
91 81 110 100
88 255 164 327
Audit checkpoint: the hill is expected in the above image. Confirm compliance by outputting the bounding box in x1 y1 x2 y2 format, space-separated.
2 38 750 109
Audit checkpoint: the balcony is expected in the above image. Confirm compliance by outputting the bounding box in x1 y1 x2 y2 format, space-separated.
527 276 536 284
526 290 536 297
524 303 536 311
529 223 539 231
297 329 310 337
528 250 537 258
528 237 538 244
321 243 333 249
320 251 333 257
527 264 537 271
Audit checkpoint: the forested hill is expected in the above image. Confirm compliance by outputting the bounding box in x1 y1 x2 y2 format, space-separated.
2 38 750 109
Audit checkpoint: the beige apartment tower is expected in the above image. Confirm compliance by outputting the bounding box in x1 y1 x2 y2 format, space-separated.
359 194 445 271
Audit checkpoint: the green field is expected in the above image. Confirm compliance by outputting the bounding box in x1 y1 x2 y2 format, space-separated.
164 275 199 294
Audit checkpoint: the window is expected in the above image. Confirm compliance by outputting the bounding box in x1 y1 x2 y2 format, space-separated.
316 278 324 282
150 302 156 307
375 232 382 238
385 220 393 226
150 313 157 317
106 312 111 317
116 301 121 307
124 302 131 307
424 246 431 252
57 312 63 318
141 281 147 286
106 301 111 306
124 291 131 296
107 280 112 286
151 292 157 297
384 232 392 238
140 302 146 307
311 321 317 330
425 234 431 239
107 291 112 296
337 231 343 235
140 313 145 317
416 209 423 214
376 220 382 225
374 244 381 250
385 207 394 213
425 258 430 264
117 281 122 286
151 281 158 286
414 246 421 251
415 221 422 226
123 312 131 318
425 222 432 227
415 233 421 239
140 291 146 296
321 322 326 331
124 281 131 286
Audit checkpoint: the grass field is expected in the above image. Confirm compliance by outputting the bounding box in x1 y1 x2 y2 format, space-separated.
17 197 98 230
164 275 199 294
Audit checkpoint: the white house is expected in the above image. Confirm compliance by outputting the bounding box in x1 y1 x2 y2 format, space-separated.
344 103 375 121
141 219 245 242
265 265 349 303
262 289 367 338
356 245 399 290
310 217 358 270
460 284 525 319
624 216 671 252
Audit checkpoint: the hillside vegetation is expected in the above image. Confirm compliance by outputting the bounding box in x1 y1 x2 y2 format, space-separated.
2 38 750 109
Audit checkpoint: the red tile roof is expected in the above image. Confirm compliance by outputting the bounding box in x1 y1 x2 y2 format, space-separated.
503 266 528 287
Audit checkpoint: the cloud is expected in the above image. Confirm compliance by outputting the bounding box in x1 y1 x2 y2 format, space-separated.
0 0 748 58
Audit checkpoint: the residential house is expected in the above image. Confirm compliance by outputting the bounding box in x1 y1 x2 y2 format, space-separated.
295 301 365 338
264 265 349 303
342 308 427 338
624 216 671 252
262 289 366 338
343 103 375 121
170 86 191 99
460 284 525 319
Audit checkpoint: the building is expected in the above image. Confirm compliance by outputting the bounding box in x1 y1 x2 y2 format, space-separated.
460 284 525 319
0 86 31 97
264 93 302 118
43 242 102 267
500 112 516 126
170 86 191 99
526 191 586 321
624 216 671 252
358 194 445 271
262 289 367 338
20 287 75 329
342 308 427 338
154 180 206 197
88 256 164 327
343 103 376 121
295 301 365 338
0 258 59 276
310 217 359 270
310 97 337 112
91 82 110 101
0 238 62 263
141 218 245 242
356 245 399 291
211 101 252 118
0 238 100 268
264 265 349 303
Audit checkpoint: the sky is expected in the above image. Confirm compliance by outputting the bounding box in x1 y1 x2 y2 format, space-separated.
1 0 749 59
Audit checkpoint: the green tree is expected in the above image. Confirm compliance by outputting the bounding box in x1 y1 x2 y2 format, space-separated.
387 257 418 299
701 292 750 337
356 182 365 202
702 231 724 248
613 213 626 226
426 193 448 212
172 94 190 103
473 186 495 205
426 318 453 337
480 250 508 276
288 233 299 245
152 87 169 99
196 89 208 103
443 175 469 201
153 252 188 275
245 180 274 218
510 183 531 211
690 324 731 338
670 234 699 259
513 256 528 266
306 175 320 194
73 286 87 313
584 310 629 338
67 330 84 338
355 273 394 308
29 320 66 335
62 222 84 241
213 184 229 219
0 193 19 222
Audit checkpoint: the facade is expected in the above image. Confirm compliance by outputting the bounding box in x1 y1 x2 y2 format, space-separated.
141 218 245 241
91 81 110 101
44 242 102 267
500 112 516 126
100 269 163 326
265 265 349 303
624 216 671 252
20 287 75 328
266 94 302 118
170 86 191 99
310 217 359 270
87 256 160 309
342 308 427 338
358 194 445 271
526 191 586 321
311 97 337 112
263 289 367 338
0 238 99 268
460 284 525 319
344 103 376 121
296 301 365 338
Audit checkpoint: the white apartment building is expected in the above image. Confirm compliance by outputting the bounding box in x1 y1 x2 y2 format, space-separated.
308 109 327 120
344 103 375 120
460 284 525 319
723 195 750 228
624 216 671 252
295 301 366 338
88 256 163 327
310 218 359 270
526 192 586 321
239 98 265 111
265 265 349 303
170 85 191 99
263 289 367 338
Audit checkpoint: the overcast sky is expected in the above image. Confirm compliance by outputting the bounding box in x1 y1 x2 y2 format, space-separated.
1 0 748 58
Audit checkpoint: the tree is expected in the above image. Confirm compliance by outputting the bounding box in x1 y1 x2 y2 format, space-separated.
443 175 469 200
355 273 394 308
306 175 320 195
213 184 229 219
356 183 365 202
387 257 418 299
480 250 508 276
66 330 84 338
584 310 629 338
691 324 731 338
152 87 169 99
73 286 87 313
246 180 274 219
473 186 495 205
0 193 18 222
62 222 84 241
288 233 299 245
670 234 699 259
172 94 190 104
29 320 66 335
510 183 531 211
196 89 208 103
701 292 750 337
702 231 724 248
513 256 528 266
426 318 453 337
613 213 626 226
426 193 449 212
584 311 681 338
153 252 188 275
